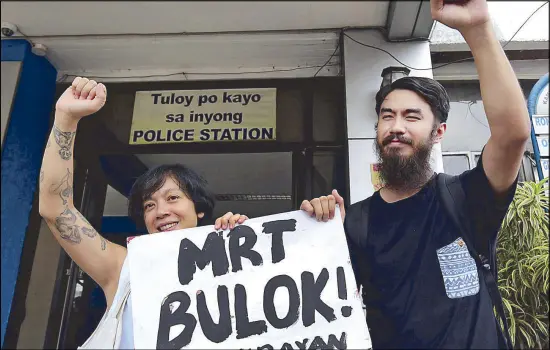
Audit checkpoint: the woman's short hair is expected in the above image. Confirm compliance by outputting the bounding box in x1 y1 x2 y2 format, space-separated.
127 164 215 229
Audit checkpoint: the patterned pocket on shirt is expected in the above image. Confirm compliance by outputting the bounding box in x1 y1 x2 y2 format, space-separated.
436 237 480 299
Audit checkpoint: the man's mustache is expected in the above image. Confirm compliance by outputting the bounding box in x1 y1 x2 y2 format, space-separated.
382 134 413 146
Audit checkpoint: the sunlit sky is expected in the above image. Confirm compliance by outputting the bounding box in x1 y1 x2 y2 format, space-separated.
431 1 549 43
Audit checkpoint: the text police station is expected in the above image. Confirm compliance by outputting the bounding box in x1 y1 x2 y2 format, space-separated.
132 127 274 143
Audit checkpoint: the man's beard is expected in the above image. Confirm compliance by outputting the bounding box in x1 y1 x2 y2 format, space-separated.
374 131 435 192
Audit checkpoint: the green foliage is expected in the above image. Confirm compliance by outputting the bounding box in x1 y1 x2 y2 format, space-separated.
497 178 549 349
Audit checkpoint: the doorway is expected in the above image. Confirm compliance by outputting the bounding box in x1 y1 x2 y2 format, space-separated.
53 149 345 349
43 76 347 349
135 152 294 221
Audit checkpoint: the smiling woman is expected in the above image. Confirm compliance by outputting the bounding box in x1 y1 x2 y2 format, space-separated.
34 77 251 350
128 164 214 234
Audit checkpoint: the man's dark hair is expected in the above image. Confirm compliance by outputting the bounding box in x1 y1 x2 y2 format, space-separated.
128 164 215 229
375 76 450 123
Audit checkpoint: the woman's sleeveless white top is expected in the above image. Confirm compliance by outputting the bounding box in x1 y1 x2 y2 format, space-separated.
78 257 134 349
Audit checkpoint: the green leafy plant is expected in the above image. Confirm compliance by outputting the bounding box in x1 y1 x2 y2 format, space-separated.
497 177 549 349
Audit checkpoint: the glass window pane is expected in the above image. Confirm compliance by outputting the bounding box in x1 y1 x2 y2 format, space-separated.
474 154 481 165
276 90 304 142
312 151 346 199
312 80 345 143
443 155 470 175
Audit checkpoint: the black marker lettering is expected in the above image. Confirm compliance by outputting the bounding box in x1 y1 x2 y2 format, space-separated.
295 338 309 349
327 332 347 349
156 291 196 349
235 284 267 339
178 231 229 285
262 219 297 263
196 286 232 343
308 335 328 349
301 268 336 327
258 345 274 350
228 225 263 273
263 275 300 329
336 266 346 300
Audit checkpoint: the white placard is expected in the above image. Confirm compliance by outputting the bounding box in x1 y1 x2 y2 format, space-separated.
541 158 549 179
127 208 371 349
536 135 549 157
532 115 549 135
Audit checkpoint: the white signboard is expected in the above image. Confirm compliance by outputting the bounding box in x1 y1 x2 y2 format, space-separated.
532 115 549 135
536 135 549 157
127 208 371 350
542 158 549 179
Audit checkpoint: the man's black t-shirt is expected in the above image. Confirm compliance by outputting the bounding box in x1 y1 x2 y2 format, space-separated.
344 155 516 349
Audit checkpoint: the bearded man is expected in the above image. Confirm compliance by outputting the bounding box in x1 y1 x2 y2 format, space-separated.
300 0 530 348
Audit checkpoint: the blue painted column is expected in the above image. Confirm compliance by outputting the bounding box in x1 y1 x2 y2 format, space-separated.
1 39 57 347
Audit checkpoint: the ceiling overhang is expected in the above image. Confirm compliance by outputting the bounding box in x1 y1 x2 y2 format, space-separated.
386 0 434 40
1 1 436 81
1 1 388 36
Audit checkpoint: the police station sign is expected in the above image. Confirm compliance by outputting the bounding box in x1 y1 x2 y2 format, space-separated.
130 88 276 144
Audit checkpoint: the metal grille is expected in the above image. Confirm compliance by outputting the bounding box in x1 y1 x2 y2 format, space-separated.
215 194 291 201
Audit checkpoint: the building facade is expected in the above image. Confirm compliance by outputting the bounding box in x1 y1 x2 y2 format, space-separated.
1 1 548 348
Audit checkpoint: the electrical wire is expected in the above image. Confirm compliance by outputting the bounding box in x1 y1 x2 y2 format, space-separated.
12 28 34 45
388 36 431 43
466 101 489 128
314 40 340 77
454 100 489 128
59 63 340 82
502 1 549 49
12 26 341 82
344 1 549 71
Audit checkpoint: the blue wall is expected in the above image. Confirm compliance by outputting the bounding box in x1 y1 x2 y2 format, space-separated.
1 39 57 347
102 216 147 235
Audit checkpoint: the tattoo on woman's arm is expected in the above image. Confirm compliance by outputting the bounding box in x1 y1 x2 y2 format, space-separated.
50 168 73 205
55 207 104 245
81 226 97 238
55 207 82 244
77 211 90 225
53 124 76 160
76 211 98 238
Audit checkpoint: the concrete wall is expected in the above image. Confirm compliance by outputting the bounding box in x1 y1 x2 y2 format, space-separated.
1 61 21 148
16 221 61 349
343 29 435 204
441 80 538 153
437 80 538 178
